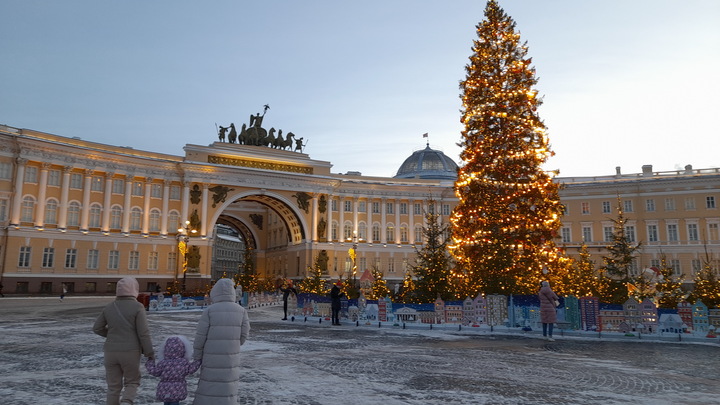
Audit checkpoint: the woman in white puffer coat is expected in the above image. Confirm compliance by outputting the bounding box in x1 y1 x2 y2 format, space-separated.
192 278 250 405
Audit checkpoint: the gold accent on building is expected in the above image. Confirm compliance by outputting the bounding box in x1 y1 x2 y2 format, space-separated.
208 155 313 174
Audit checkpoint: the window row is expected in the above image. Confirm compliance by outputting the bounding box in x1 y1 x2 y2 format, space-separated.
328 221 451 244
560 222 720 244
18 197 181 232
576 196 717 215
330 200 451 216
17 246 177 271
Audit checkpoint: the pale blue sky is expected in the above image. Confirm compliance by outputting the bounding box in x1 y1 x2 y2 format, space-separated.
2 1 719 177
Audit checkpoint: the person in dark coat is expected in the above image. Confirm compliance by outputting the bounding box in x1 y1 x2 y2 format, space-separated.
330 281 345 326
278 280 297 320
538 280 560 341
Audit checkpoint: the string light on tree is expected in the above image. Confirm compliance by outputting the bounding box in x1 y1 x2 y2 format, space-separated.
449 0 567 296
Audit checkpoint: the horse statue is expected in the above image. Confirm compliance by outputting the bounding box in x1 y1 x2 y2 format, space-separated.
278 132 295 150
265 128 276 147
238 123 247 145
227 123 237 144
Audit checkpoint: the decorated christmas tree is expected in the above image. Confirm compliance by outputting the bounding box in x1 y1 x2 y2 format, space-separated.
600 199 640 304
654 253 686 309
411 201 454 303
561 243 605 298
449 0 565 296
689 248 720 308
298 254 329 295
369 267 391 300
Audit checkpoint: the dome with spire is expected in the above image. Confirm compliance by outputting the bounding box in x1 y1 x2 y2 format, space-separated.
394 144 459 180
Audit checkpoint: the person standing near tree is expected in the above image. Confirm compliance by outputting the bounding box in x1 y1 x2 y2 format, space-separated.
93 276 155 405
538 281 560 342
330 281 345 326
278 280 297 320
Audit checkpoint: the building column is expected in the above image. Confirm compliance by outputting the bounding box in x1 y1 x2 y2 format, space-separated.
181 182 190 225
311 194 319 241
122 175 133 235
381 197 387 244
101 173 114 233
160 179 170 237
408 198 415 244
395 199 401 244
142 178 153 236
34 163 51 228
57 166 72 231
80 169 93 232
352 197 359 237
201 184 209 237
9 158 27 227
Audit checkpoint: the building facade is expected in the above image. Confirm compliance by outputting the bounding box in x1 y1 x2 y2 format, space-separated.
0 124 718 295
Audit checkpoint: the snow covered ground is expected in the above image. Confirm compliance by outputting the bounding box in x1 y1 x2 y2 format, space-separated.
0 296 718 405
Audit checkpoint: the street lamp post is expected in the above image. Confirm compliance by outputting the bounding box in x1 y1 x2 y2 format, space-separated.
176 220 197 293
347 232 363 291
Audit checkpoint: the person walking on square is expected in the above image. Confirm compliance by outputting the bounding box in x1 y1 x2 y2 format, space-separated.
192 278 250 405
538 280 559 341
146 335 201 405
235 283 243 306
330 281 345 326
278 280 297 320
93 276 155 405
60 283 67 300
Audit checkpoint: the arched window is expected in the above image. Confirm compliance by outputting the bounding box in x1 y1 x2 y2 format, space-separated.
45 199 58 224
400 224 408 242
358 222 367 241
414 225 423 244
89 203 102 228
130 207 142 230
372 223 381 242
67 201 81 226
110 206 122 229
168 210 180 233
386 223 395 243
149 209 161 232
21 196 35 222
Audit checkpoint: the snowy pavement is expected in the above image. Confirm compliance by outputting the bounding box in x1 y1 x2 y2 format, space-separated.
0 297 718 405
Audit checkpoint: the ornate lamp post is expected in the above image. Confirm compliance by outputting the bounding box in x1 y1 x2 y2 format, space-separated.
347 232 363 291
176 220 197 293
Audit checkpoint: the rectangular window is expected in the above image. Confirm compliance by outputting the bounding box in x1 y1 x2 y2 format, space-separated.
168 252 177 272
581 202 590 215
169 185 181 200
670 259 681 276
70 173 83 189
42 247 55 268
87 249 99 269
0 162 12 179
18 246 31 267
91 176 104 191
707 196 717 209
24 166 38 183
331 199 338 212
692 259 702 275
625 225 636 243
602 201 611 214
442 204 450 216
151 183 162 198
65 248 77 269
358 201 366 213
344 200 352 212
108 250 120 270
132 182 144 196
709 223 719 242
688 223 699 241
129 251 140 270
645 199 656 212
0 199 8 221
112 179 125 194
399 203 408 215
561 227 571 243
372 202 380 214
47 170 61 186
603 226 614 242
148 252 158 271
414 203 422 215
386 203 394 214
647 225 658 242
388 259 395 273
623 200 633 213
685 198 696 210
664 198 675 211
582 226 592 243
667 224 679 242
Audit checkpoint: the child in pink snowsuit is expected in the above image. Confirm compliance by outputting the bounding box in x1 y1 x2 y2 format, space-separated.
146 336 201 405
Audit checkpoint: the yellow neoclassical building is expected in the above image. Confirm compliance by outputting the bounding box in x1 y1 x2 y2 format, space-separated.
0 124 718 295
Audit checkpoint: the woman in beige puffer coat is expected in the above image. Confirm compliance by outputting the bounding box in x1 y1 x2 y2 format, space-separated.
192 278 251 405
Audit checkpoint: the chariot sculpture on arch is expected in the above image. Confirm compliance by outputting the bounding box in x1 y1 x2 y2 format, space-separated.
215 104 306 151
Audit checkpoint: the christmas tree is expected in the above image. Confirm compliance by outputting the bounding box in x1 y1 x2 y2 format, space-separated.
654 253 686 309
410 201 454 303
689 248 720 308
561 243 605 298
449 0 564 296
600 199 641 304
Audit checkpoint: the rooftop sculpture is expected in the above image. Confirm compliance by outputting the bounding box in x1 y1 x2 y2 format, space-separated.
216 104 306 152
